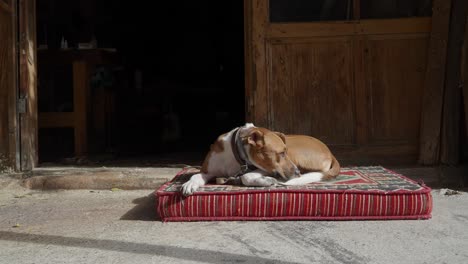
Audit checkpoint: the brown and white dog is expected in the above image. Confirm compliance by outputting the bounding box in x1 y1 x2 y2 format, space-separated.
182 123 340 196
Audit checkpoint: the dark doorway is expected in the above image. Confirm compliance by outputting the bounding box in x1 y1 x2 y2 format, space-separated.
36 0 245 164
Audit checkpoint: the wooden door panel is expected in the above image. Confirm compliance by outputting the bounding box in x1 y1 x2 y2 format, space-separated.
365 34 428 145
247 0 433 163
268 38 355 145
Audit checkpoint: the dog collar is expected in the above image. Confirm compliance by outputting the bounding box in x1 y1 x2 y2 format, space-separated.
231 127 256 174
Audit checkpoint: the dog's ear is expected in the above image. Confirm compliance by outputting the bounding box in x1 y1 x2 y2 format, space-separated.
275 132 286 144
247 129 264 148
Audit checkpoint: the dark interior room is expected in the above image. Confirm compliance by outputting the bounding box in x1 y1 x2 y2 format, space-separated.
36 0 245 164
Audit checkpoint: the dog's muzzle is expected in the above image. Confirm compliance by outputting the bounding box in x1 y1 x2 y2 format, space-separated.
290 165 301 179
275 165 301 179
294 167 301 177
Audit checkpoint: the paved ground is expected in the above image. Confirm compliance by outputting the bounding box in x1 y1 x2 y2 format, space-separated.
0 177 467 264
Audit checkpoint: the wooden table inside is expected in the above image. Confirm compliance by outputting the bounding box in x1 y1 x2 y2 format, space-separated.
38 49 117 156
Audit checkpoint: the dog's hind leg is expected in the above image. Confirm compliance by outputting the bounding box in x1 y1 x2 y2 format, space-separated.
182 173 215 196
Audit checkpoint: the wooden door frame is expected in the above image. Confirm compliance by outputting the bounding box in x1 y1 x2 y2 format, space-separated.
17 0 38 171
10 0 20 170
1 0 41 172
418 0 452 165
0 0 21 171
8 0 446 169
244 0 268 125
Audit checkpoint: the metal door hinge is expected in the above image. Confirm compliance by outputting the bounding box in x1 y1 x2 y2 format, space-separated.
18 97 26 114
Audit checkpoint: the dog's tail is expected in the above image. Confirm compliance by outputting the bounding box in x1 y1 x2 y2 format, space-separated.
278 156 340 186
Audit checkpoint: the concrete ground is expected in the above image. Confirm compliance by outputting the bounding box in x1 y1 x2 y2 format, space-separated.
1 174 468 264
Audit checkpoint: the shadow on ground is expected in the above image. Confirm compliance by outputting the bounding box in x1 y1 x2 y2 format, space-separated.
0 231 295 264
120 192 161 221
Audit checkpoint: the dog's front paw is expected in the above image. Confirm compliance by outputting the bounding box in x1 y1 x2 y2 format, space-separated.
181 181 200 196
263 176 278 186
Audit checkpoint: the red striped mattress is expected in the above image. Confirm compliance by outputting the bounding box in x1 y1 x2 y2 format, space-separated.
156 166 432 222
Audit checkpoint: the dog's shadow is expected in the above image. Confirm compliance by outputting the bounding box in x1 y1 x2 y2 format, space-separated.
120 192 161 221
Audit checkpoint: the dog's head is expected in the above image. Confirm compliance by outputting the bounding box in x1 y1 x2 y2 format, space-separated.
241 126 300 180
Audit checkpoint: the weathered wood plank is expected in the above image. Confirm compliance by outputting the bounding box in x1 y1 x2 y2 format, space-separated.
8 0 19 170
418 0 452 165
0 0 19 170
354 35 367 146
440 0 468 165
353 0 360 20
19 0 38 170
0 5 13 166
365 35 428 145
244 0 253 121
267 38 356 145
357 18 431 35
251 0 269 127
267 18 431 39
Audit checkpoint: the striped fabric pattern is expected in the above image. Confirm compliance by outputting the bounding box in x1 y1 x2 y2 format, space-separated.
156 167 432 221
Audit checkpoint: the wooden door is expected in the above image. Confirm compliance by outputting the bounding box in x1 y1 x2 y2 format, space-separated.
18 0 38 170
245 0 431 164
0 0 19 170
